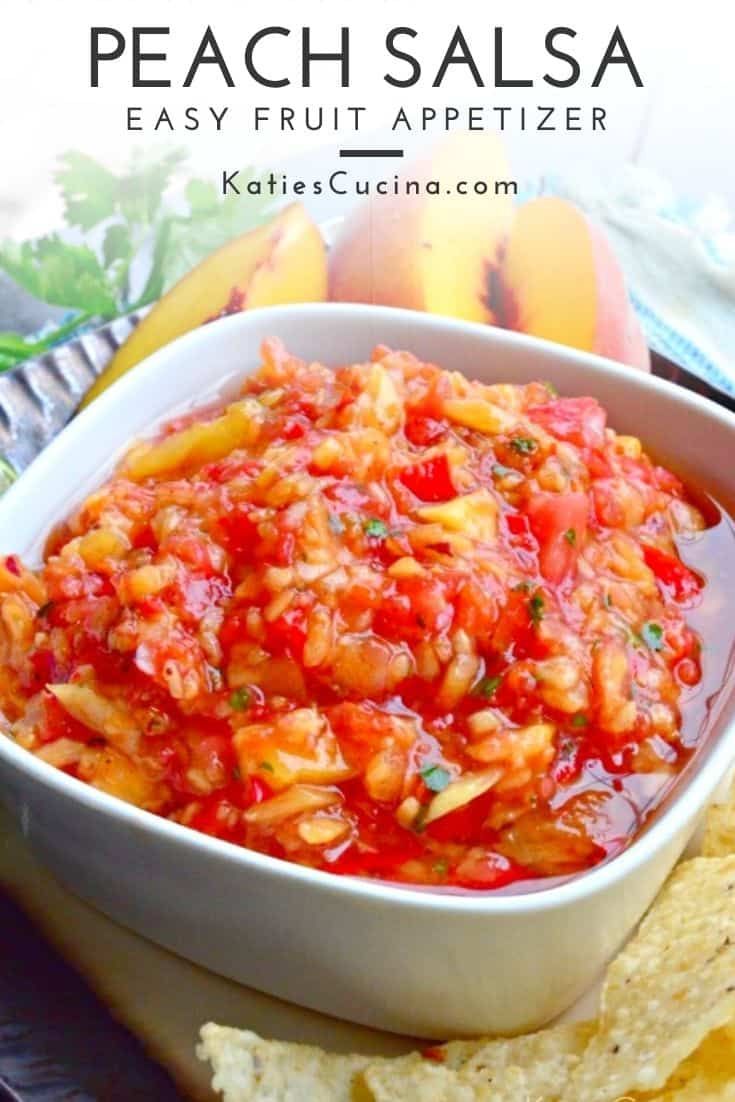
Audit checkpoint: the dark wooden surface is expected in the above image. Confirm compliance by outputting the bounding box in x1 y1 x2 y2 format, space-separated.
0 893 184 1101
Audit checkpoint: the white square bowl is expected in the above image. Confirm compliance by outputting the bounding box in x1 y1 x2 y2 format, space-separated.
1 303 734 1038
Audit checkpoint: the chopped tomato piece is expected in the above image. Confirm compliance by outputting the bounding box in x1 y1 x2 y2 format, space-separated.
375 576 452 640
528 396 607 450
642 544 702 603
219 505 257 556
265 604 311 660
398 454 455 502
527 492 588 584
405 416 445 447
454 851 528 890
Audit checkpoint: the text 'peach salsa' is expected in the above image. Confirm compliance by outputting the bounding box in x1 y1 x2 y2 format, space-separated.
0 342 721 890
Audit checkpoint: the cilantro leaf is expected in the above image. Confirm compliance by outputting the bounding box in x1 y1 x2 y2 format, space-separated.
528 594 545 625
229 687 251 711
420 764 451 792
564 528 577 545
155 170 274 291
117 147 187 227
510 436 537 455
0 149 275 373
364 518 388 540
474 675 502 699
55 151 118 230
103 223 134 269
0 236 117 315
641 622 664 650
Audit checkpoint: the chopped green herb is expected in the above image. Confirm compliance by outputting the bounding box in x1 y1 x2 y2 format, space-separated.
492 463 514 479
259 760 274 773
363 517 388 540
528 594 545 625
420 764 452 793
229 687 251 711
544 381 559 397
328 513 345 535
510 436 537 455
432 859 449 877
475 675 502 699
571 714 588 728
641 621 664 651
564 528 577 545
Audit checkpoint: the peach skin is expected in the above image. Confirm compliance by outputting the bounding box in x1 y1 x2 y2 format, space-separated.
329 132 515 326
491 196 650 371
82 204 328 406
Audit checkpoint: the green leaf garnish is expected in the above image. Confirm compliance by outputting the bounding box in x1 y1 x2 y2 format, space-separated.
571 714 588 728
564 528 577 545
420 764 451 793
528 594 545 625
474 675 502 699
510 436 537 455
0 149 274 374
364 517 388 539
229 687 251 711
259 760 274 773
641 622 664 650
0 237 117 316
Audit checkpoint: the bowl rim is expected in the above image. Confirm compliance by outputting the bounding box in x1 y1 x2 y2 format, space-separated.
2 300 735 915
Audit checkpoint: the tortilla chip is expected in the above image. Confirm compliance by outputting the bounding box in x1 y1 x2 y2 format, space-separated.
437 1019 593 1076
198 1019 593 1102
364 1056 481 1101
702 789 735 857
364 1021 593 1101
561 857 735 1102
641 1024 735 1100
197 1024 375 1101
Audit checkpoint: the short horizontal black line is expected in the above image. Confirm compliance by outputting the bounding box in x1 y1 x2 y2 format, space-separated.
338 148 404 159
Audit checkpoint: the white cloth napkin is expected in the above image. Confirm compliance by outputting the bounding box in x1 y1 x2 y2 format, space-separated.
550 166 735 395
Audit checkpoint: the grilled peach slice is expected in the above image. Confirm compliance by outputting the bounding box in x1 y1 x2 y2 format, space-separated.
82 203 327 406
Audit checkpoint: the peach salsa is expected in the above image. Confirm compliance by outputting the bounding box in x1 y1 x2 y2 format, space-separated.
0 341 718 891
